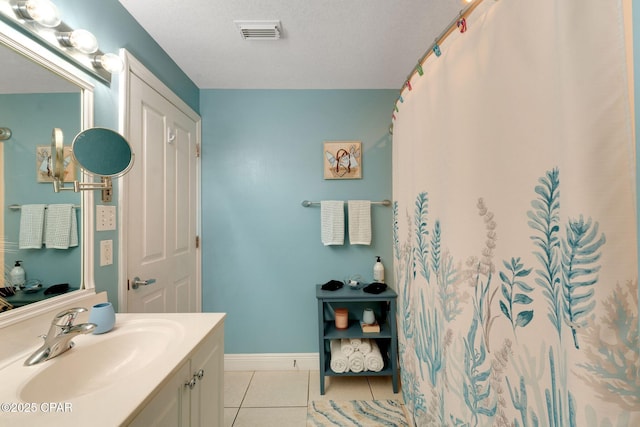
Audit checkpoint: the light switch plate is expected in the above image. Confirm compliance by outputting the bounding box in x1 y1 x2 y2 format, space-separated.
100 239 113 266
96 205 116 231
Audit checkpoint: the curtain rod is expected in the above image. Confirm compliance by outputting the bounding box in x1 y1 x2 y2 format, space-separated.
301 200 391 207
400 0 486 96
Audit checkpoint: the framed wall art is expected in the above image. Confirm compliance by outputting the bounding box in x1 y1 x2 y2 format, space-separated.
323 140 362 180
36 145 76 183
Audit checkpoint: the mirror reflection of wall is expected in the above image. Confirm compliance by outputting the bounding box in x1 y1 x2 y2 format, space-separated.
0 41 82 310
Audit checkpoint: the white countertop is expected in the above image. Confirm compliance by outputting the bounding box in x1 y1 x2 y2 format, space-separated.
0 313 225 426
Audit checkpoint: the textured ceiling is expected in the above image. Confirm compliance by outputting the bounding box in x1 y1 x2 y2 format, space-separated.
117 0 462 89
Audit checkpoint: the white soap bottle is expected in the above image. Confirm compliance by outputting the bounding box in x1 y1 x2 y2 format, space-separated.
10 260 25 290
373 256 384 283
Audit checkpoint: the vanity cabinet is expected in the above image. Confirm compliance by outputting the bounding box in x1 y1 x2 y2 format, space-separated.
128 326 224 427
316 284 398 395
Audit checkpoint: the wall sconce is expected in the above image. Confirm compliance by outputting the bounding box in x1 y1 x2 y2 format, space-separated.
57 29 98 54
13 0 60 28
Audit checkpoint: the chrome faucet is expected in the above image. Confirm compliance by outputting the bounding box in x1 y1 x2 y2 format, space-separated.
24 307 96 366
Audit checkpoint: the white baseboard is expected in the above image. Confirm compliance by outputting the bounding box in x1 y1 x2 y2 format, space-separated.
224 353 319 371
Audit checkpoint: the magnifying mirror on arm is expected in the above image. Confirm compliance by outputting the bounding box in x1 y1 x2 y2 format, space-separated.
51 127 134 201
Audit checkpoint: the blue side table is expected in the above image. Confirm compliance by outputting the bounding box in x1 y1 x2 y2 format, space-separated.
316 284 399 395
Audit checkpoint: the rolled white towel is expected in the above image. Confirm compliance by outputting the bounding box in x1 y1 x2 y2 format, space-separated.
340 338 355 357
358 338 372 355
348 351 365 373
330 340 349 373
364 340 384 372
349 338 362 349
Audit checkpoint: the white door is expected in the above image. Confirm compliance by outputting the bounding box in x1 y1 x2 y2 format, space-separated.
124 65 200 313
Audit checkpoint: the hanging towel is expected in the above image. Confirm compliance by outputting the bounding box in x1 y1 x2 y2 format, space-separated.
321 201 344 246
364 340 384 372
330 339 349 373
348 200 371 245
44 204 78 249
348 350 365 373
19 204 46 249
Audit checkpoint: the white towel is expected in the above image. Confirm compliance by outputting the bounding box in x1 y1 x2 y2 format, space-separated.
348 350 365 373
19 204 46 249
348 200 371 245
321 201 344 246
340 338 355 357
349 337 363 349
330 339 349 373
44 204 78 249
364 340 384 372
357 338 372 355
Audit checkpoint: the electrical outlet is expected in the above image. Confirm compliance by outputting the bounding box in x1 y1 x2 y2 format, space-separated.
96 205 117 231
100 239 113 266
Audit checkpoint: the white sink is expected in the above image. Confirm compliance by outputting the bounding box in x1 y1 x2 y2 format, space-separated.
19 318 184 402
0 312 224 426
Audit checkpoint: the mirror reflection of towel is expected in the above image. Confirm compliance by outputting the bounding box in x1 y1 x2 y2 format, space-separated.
44 204 78 249
19 204 46 249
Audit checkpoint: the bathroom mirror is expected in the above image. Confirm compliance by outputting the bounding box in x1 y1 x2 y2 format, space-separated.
0 18 94 317
71 128 134 177
51 127 133 199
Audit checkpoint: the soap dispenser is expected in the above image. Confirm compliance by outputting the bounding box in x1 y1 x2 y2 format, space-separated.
10 260 25 290
373 256 385 283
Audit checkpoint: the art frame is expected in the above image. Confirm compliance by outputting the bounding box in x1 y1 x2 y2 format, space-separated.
36 145 75 183
323 140 362 180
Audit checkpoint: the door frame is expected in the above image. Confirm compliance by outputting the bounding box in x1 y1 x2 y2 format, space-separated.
117 49 202 313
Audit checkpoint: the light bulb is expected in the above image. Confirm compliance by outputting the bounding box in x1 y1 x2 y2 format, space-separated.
15 0 61 28
57 29 99 54
93 53 124 74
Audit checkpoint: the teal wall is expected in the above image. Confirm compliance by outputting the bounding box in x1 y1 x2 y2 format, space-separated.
5 1 637 354
200 89 396 353
47 0 199 309
1 93 80 287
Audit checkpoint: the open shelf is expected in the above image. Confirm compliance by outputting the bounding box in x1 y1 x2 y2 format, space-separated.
322 319 392 339
322 354 394 377
316 284 399 395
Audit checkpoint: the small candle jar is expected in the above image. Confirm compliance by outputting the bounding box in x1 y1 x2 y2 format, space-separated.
335 308 348 329
362 308 375 325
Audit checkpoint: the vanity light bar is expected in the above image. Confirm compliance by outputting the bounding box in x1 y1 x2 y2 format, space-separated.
7 2 123 83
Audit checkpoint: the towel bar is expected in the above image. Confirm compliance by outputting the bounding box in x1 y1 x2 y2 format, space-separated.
301 199 391 207
9 204 81 210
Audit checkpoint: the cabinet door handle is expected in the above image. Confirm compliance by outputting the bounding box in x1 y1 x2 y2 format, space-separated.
185 377 197 390
196 369 205 380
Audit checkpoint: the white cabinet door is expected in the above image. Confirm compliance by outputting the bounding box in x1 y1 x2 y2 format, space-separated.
128 361 191 427
190 327 224 427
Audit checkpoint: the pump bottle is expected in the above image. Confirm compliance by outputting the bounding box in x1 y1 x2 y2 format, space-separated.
373 256 385 283
10 260 25 290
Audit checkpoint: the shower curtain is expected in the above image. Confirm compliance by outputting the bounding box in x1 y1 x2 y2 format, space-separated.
391 1 638 426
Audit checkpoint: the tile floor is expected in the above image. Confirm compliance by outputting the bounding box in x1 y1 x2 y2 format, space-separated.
224 370 403 427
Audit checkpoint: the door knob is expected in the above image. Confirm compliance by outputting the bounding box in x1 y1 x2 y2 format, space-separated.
131 277 157 290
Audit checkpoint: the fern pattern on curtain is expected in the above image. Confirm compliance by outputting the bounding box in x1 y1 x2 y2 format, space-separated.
391 1 638 426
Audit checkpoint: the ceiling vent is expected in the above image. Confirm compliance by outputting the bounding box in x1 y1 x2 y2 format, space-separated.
234 20 281 40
